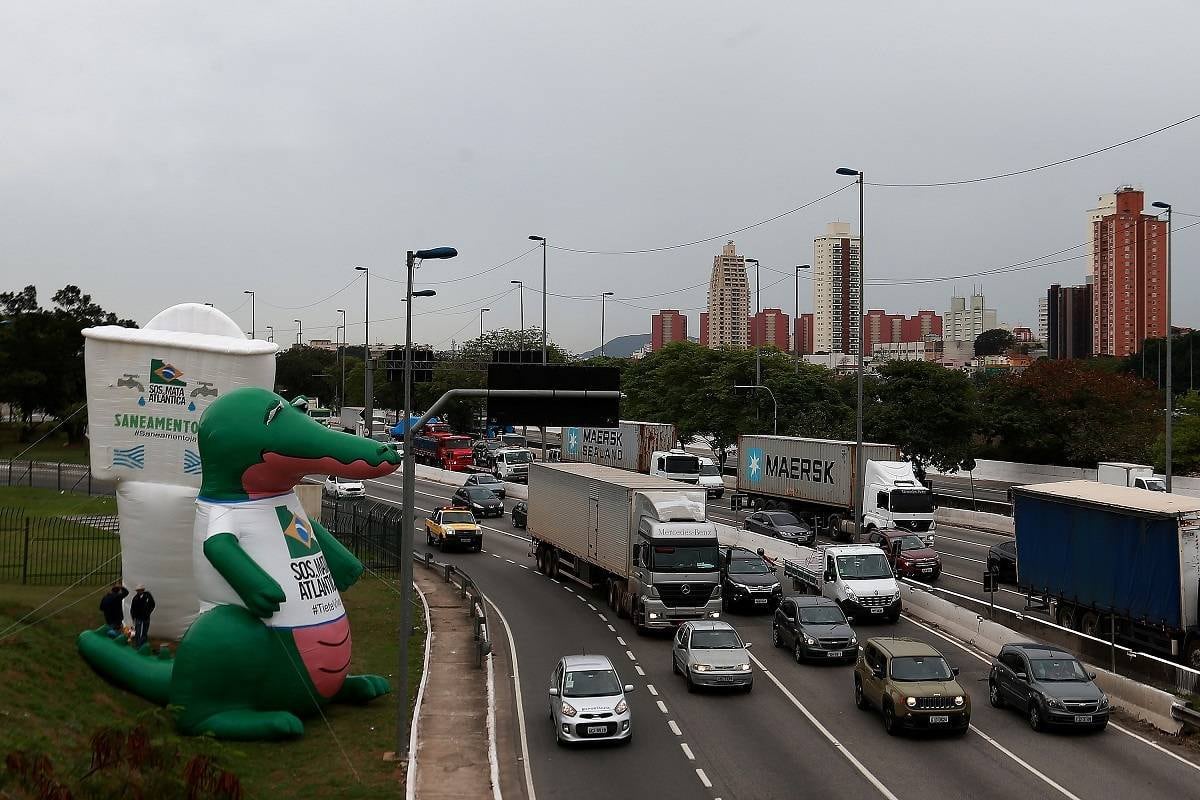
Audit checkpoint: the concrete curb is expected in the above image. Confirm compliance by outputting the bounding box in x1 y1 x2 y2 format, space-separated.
405 582 434 800
900 584 1182 734
934 507 1013 536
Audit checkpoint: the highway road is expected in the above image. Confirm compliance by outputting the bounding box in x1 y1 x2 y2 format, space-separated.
360 473 1200 800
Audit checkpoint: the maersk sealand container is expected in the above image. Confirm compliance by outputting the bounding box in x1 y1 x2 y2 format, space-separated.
560 421 677 473
1012 480 1200 666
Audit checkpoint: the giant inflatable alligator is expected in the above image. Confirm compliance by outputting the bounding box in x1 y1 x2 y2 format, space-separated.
78 388 401 740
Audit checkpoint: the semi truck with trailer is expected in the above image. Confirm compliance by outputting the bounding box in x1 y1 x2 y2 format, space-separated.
735 435 935 543
783 544 902 623
1011 480 1200 667
561 421 679 472
526 462 723 633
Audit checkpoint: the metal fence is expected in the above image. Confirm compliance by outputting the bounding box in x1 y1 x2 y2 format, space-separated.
3 458 111 496
414 551 492 667
320 497 406 575
0 506 122 585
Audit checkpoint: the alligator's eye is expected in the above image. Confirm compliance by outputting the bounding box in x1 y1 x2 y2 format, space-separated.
264 400 284 426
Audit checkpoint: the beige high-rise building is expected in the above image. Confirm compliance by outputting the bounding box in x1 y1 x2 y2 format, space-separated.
813 222 862 354
705 241 749 348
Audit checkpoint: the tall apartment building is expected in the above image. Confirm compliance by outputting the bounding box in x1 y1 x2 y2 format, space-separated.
945 292 997 342
704 241 750 348
862 309 943 355
699 312 709 347
749 308 790 351
651 309 688 351
1047 283 1092 360
794 313 814 355
1037 297 1049 344
813 222 862 354
1089 188 1168 357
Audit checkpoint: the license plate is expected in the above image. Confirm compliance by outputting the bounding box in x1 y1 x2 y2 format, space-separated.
754 598 768 605
1074 715 1093 723
922 568 933 573
717 677 737 683
870 607 885 614
826 650 843 658
587 726 607 735
930 715 950 724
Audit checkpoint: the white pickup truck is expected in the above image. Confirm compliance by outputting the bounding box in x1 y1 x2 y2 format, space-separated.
783 544 901 623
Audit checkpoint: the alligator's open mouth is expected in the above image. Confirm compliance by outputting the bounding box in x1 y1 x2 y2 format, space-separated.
242 452 399 498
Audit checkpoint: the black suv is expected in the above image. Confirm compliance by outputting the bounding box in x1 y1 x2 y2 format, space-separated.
720 547 781 612
771 596 857 663
989 643 1109 732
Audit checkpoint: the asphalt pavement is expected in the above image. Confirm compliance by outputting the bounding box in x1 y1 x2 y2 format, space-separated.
361 473 1200 800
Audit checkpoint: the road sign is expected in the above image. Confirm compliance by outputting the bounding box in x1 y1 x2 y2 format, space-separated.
486 365 619 427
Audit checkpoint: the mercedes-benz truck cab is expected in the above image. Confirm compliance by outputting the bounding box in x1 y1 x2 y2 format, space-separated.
861 461 936 546
650 448 701 485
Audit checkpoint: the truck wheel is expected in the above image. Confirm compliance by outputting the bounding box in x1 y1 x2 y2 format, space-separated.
1056 605 1077 631
1184 638 1200 670
607 581 617 611
426 529 434 546
535 546 546 573
1080 611 1101 637
828 514 845 541
547 550 559 579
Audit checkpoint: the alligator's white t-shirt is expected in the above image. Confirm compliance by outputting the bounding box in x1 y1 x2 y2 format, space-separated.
193 493 345 630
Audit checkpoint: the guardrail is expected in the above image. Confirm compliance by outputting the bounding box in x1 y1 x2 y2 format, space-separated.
899 577 1200 699
413 551 492 668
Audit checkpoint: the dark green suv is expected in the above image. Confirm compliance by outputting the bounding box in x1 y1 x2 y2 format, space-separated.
854 637 970 735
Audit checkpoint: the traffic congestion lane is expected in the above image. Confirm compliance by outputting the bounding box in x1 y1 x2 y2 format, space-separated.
722 601 1200 800
411 531 722 800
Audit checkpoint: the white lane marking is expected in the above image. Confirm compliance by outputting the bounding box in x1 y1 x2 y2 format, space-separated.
936 534 993 549
550 579 560 584
576 594 587 602
486 644 501 800
587 603 597 611
598 614 608 622
626 650 636 661
668 720 681 736
562 585 573 592
680 742 695 760
646 684 658 696
518 564 529 570
902 613 1200 776
938 550 987 564
656 700 669 714
490 553 502 559
504 558 515 564
607 624 616 632
747 651 899 800
634 666 645 676
479 592 537 800
968 725 1083 800
405 583 435 798
696 769 712 789
617 636 627 646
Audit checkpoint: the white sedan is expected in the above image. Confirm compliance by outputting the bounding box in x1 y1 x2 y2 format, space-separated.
323 475 365 499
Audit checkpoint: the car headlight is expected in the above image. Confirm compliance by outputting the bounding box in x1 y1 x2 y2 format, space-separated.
844 589 857 600
1099 695 1109 709
850 635 858 645
614 699 628 714
770 582 781 592
1043 694 1064 710
906 696 917 708
693 664 710 673
954 696 964 707
646 585 660 598
560 701 577 717
739 663 751 672
711 585 721 598
804 636 817 646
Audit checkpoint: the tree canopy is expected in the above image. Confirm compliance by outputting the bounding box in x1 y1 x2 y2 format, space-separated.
973 328 1016 357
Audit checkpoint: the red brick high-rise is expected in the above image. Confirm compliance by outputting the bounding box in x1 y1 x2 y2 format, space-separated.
699 312 709 347
861 309 943 355
1090 188 1168 357
651 309 688 351
794 313 814 355
749 308 791 351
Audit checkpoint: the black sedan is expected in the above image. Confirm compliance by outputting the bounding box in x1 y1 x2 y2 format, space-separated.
988 540 1017 583
464 472 506 500
989 643 1109 731
453 486 504 518
744 511 816 546
771 596 857 663
511 501 527 529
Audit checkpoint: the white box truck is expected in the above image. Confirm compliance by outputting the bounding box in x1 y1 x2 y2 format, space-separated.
527 462 723 633
1097 462 1166 492
782 544 902 623
735 435 935 543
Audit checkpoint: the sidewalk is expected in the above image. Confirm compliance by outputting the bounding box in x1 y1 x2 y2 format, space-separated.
411 569 494 799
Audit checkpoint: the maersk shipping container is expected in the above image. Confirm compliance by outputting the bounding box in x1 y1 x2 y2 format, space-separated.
735 435 899 509
560 421 677 473
526 461 696 578
1012 480 1200 632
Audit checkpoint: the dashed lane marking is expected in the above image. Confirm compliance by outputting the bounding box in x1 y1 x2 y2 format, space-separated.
657 700 669 714
587 603 597 611
617 636 627 646
504 558 515 564
668 720 681 736
634 666 645 676
626 650 636 661
598 613 608 622
681 743 695 760
647 685 658 696
696 769 712 789
518 564 529 570
607 624 616 632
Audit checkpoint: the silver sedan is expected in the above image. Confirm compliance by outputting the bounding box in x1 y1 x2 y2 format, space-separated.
671 620 754 692
548 654 634 745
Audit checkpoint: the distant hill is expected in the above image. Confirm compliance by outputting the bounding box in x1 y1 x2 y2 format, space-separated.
577 333 650 359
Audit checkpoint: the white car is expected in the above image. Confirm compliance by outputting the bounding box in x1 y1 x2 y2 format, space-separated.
324 475 365 499
548 654 634 745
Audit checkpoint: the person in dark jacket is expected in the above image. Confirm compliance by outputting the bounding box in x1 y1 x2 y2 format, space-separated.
99 582 129 637
130 584 156 647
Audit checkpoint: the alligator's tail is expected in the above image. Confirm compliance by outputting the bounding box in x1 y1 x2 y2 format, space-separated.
77 628 173 706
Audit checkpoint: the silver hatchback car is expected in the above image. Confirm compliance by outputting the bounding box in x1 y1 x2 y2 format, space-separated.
671 620 754 692
548 654 634 745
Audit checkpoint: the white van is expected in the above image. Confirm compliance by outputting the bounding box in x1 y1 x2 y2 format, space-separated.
696 456 725 499
649 448 700 485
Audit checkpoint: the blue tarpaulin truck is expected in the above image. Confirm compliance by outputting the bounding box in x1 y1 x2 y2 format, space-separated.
1011 480 1200 667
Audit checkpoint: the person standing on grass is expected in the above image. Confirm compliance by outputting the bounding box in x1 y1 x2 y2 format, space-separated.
99 582 129 637
130 584 156 647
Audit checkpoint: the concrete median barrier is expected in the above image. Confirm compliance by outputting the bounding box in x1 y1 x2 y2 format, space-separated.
935 507 1013 535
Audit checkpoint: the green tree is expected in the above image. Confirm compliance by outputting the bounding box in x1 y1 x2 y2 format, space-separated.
974 328 1016 357
1154 390 1200 475
273 346 338 404
868 360 978 472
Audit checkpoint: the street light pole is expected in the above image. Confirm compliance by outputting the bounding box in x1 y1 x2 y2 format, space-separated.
601 292 614 356
529 235 548 460
294 318 303 346
510 280 525 348
337 309 347 410
266 325 274 343
1152 201 1173 491
481 307 490 339
243 290 255 339
746 258 761 386
837 166 865 538
794 264 811 373
396 247 455 762
735 384 777 435
355 266 372 437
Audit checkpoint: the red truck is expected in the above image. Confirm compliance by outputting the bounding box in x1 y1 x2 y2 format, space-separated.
413 432 474 472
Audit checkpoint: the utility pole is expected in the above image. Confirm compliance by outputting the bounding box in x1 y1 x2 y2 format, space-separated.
243 290 255 339
355 266 372 437
837 166 865 538
337 308 347 410
529 235 549 460
1152 201 1173 490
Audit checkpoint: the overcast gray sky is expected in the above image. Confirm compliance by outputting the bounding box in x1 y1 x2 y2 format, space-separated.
3 1 1198 353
